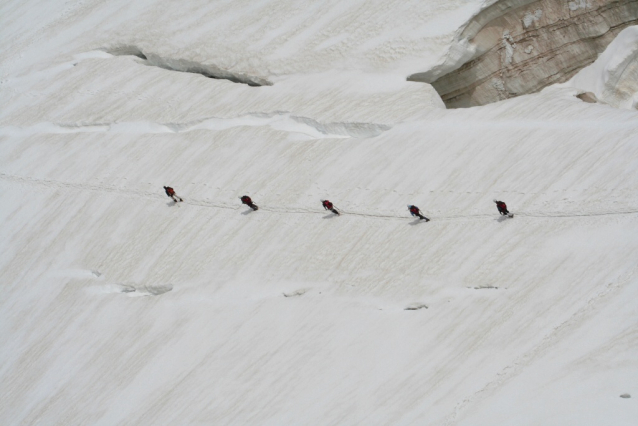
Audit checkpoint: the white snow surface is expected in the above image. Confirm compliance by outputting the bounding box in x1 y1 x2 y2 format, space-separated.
568 26 638 109
1 1 638 425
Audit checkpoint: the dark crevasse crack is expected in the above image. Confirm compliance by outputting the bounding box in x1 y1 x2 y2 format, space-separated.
107 45 148 60
105 45 273 87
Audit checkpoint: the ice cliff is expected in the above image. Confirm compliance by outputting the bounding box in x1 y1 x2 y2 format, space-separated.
409 0 638 108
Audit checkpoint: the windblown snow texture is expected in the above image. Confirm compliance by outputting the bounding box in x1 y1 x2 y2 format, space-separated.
568 26 638 109
1 1 637 425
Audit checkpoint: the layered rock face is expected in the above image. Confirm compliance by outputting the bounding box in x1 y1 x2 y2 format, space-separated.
409 0 638 108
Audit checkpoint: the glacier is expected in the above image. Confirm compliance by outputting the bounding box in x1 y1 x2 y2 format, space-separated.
1 1 637 425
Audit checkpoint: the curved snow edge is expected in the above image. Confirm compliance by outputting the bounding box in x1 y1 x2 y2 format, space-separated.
568 26 638 109
0 112 392 139
407 0 530 84
105 44 273 87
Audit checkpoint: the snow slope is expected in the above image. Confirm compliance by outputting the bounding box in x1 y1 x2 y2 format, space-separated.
569 25 638 110
1 1 637 425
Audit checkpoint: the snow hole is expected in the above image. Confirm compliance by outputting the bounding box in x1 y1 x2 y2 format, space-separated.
469 285 500 290
104 283 173 296
404 303 428 310
283 288 308 298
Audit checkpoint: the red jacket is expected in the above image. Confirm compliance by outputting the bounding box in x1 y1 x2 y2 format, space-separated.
241 196 252 204
322 200 333 209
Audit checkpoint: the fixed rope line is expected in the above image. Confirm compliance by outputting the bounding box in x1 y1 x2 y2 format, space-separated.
2 173 638 221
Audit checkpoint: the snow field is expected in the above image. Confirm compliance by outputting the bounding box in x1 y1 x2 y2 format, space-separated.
2 85 638 424
1 0 638 424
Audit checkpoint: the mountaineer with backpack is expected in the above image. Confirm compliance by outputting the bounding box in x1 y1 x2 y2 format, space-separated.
494 200 513 217
408 205 429 221
164 186 183 203
240 195 258 211
321 200 340 215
